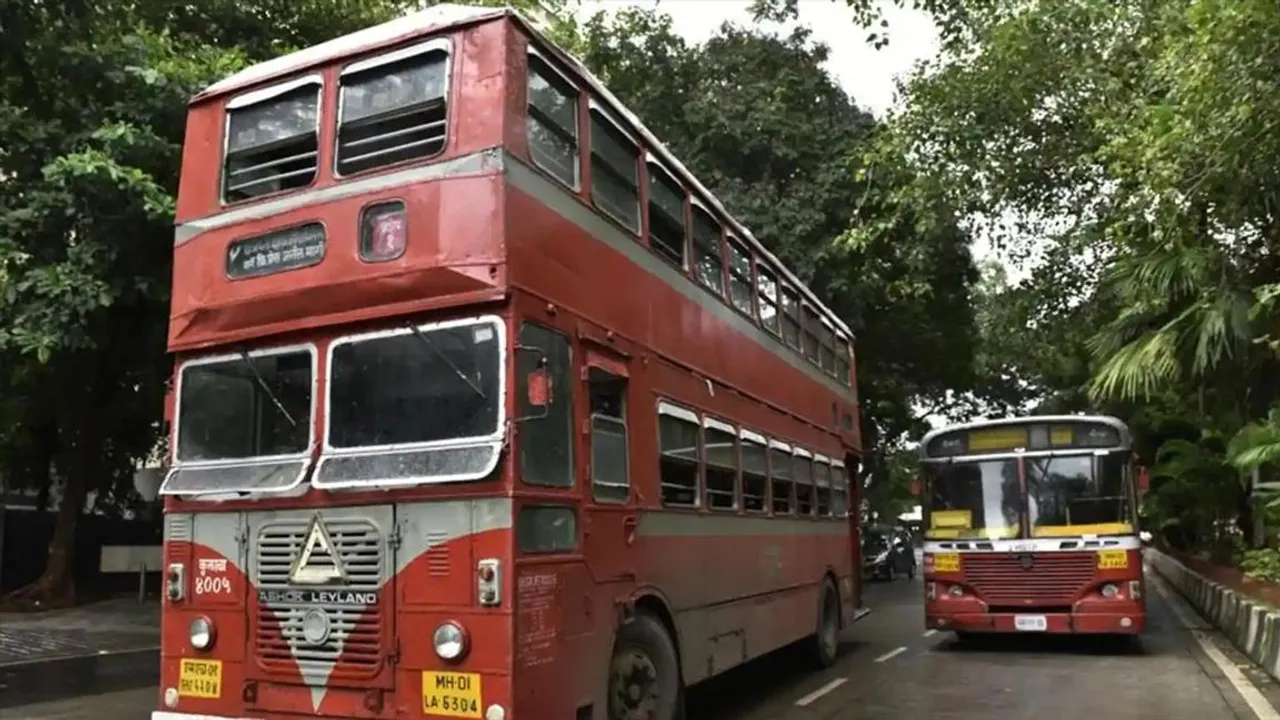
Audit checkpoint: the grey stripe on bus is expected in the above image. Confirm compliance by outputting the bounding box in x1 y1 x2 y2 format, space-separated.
173 147 857 403
163 498 514 578
502 154 858 404
172 149 504 245
636 511 850 538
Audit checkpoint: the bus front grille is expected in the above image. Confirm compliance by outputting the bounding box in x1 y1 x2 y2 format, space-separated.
963 552 1096 606
253 516 386 677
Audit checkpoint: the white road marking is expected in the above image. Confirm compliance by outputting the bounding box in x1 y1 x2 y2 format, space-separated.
874 646 907 663
1149 568 1280 720
922 629 937 637
794 677 847 707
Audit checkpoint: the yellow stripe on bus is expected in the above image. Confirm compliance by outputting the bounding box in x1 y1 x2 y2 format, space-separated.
925 527 1018 540
1031 523 1134 537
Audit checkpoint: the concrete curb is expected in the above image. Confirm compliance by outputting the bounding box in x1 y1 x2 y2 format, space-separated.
1147 547 1280 681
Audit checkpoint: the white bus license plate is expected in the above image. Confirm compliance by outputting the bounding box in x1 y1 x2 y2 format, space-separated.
1014 615 1047 631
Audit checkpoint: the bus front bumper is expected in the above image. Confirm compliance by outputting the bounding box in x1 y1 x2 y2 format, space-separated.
927 610 1146 635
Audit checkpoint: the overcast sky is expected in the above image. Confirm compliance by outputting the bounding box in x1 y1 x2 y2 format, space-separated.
577 0 941 118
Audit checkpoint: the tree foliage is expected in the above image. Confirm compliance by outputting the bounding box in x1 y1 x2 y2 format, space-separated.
0 0 989 607
814 0 1280 556
564 7 982 504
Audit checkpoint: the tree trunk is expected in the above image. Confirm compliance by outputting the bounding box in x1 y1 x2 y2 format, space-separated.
2 469 89 609
2 401 102 610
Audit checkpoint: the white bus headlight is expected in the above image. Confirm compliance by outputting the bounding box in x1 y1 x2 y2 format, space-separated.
189 616 215 650
433 621 468 661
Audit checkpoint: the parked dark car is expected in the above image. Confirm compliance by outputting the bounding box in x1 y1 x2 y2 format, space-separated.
862 525 916 581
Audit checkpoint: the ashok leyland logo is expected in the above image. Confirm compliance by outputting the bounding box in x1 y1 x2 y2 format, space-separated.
288 517 348 585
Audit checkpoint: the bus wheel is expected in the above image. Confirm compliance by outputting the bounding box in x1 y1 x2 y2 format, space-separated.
607 612 681 720
811 580 840 668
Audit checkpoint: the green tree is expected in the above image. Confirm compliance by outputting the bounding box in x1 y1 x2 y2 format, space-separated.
826 0 1280 554
0 0 497 607
567 7 983 499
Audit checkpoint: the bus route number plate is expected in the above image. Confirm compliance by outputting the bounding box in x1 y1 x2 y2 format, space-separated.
1098 549 1128 569
422 671 482 718
1014 615 1048 632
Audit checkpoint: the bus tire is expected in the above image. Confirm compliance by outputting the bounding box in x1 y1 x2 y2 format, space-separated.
607 611 682 720
810 579 840 668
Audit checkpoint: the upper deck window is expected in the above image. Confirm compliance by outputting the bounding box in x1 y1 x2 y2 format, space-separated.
589 106 641 233
801 304 821 362
691 204 725 296
780 287 801 349
223 79 321 203
526 53 579 188
835 334 851 384
757 266 780 335
315 317 504 488
819 319 836 374
647 161 686 267
726 237 754 317
336 41 449 177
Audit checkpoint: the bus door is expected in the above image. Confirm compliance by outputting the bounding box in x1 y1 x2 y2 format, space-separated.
845 452 863 611
580 346 635 584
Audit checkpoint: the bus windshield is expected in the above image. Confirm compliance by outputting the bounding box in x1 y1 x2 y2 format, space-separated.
162 347 315 495
1026 452 1133 536
314 318 504 488
924 459 1020 540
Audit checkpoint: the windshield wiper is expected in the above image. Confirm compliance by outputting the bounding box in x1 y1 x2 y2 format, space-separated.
239 351 297 427
405 324 487 400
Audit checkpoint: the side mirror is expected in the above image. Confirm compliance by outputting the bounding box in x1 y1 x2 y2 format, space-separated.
514 345 551 421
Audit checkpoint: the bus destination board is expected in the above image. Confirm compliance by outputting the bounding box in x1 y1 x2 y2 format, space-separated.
226 223 326 279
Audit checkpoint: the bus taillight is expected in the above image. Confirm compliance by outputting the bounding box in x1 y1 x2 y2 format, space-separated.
478 558 501 606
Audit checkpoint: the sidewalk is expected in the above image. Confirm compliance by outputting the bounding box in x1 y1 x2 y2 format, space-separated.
0 597 160 666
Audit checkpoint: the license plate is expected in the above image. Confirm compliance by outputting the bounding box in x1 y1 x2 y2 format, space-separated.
1098 549 1128 569
178 658 222 699
1014 615 1047 632
931 552 960 573
422 671 482 718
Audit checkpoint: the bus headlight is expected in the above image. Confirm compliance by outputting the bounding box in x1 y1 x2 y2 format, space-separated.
1100 583 1120 599
433 621 469 661
189 616 216 650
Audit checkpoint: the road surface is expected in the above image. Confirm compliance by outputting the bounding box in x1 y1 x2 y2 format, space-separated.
7 561 1280 719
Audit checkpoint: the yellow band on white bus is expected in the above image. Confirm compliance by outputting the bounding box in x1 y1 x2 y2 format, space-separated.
925 527 1018 540
1031 523 1134 537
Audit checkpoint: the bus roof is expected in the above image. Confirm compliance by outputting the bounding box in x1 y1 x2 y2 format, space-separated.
918 414 1130 459
192 5 855 340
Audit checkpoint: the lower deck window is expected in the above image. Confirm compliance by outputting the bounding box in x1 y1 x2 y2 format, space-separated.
704 423 737 511
659 409 700 506
815 486 832 516
741 438 768 513
517 506 577 553
770 447 793 514
832 486 848 516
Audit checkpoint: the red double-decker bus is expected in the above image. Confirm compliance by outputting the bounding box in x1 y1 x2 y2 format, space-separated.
918 415 1149 639
154 6 866 720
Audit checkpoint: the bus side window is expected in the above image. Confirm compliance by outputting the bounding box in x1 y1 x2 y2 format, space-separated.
517 505 578 554
590 367 629 503
770 443 794 515
517 322 574 488
658 403 701 507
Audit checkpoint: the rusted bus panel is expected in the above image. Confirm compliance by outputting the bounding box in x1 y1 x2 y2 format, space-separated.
168 170 509 351
169 18 516 352
175 19 512 225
